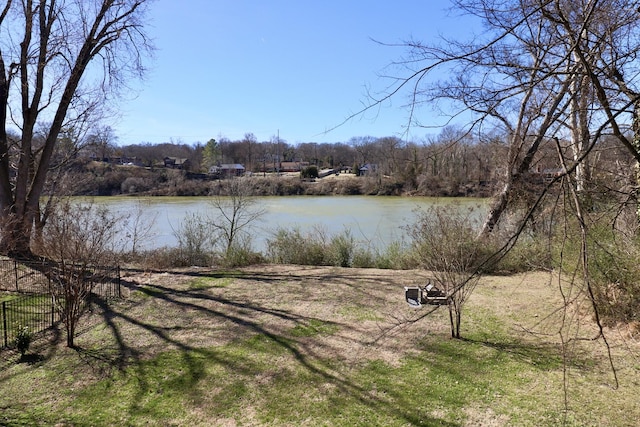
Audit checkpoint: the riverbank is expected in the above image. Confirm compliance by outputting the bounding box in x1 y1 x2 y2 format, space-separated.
68 161 497 197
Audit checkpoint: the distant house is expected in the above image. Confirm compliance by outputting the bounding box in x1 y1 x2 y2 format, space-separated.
359 163 378 176
209 163 246 178
540 168 563 183
529 165 564 184
164 157 190 170
280 161 309 172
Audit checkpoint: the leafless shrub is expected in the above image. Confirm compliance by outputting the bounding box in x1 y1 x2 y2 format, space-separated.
408 204 495 338
172 212 215 267
208 179 265 258
36 199 123 347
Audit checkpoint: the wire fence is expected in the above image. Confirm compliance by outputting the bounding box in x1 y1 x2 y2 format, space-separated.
0 258 121 348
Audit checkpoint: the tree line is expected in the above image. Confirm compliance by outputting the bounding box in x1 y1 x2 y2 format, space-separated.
85 126 632 198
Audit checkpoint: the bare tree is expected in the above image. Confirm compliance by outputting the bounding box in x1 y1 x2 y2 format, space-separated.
370 0 640 403
86 125 118 162
409 204 489 338
209 179 265 256
240 132 257 172
37 198 123 347
173 212 215 266
123 201 158 255
0 0 152 257
359 0 640 235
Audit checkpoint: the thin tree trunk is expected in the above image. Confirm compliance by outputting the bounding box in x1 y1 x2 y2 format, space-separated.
633 102 640 222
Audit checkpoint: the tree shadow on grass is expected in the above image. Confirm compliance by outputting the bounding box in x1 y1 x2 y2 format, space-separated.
0 322 63 370
1 267 466 426
467 334 617 377
72 268 463 426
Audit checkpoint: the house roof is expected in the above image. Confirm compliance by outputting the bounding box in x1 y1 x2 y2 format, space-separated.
210 164 245 171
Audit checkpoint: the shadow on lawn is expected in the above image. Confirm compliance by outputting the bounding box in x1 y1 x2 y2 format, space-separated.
73 268 461 426
0 267 464 426
0 320 64 370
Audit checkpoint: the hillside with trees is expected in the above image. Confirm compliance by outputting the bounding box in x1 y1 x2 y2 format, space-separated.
57 125 635 200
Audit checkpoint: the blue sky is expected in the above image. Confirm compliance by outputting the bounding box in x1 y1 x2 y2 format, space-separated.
114 1 472 145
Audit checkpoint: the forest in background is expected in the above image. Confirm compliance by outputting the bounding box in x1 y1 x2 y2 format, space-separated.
57 126 636 199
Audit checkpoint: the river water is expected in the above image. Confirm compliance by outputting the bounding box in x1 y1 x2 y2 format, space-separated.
92 196 488 253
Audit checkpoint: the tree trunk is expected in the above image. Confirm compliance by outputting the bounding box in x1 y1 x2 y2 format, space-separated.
0 1 150 257
65 312 76 348
0 208 36 258
633 102 640 222
448 302 462 339
480 181 512 236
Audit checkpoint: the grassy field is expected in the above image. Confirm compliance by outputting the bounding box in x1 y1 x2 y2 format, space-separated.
0 265 638 426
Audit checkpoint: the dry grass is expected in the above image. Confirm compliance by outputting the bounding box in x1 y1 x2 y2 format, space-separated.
1 265 639 426
105 265 443 366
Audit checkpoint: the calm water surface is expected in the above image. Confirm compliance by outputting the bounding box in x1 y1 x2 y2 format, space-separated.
93 196 487 252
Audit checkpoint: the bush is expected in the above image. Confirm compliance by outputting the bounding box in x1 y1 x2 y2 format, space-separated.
351 248 375 268
267 227 328 265
582 225 640 325
333 178 362 195
173 212 215 266
13 324 33 356
120 176 152 194
493 234 553 274
221 241 265 268
372 241 415 270
267 226 415 269
301 165 319 179
327 231 355 267
408 204 492 338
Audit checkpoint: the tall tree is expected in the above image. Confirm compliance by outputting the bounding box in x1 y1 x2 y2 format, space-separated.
240 132 257 172
87 125 118 162
202 138 220 169
0 0 152 257
365 0 640 234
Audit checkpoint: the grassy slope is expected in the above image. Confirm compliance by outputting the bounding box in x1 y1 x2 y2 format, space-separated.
0 266 638 426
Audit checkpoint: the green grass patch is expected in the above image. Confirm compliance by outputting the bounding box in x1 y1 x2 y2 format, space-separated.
188 276 233 290
0 294 50 307
338 304 384 321
0 294 55 338
2 266 639 427
131 285 164 299
204 270 244 279
288 318 339 337
0 294 18 303
0 329 636 426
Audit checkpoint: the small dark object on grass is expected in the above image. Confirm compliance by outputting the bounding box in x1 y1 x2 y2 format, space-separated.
404 281 448 307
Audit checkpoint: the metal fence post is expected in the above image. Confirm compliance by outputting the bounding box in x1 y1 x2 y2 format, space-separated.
2 300 7 347
13 260 18 292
